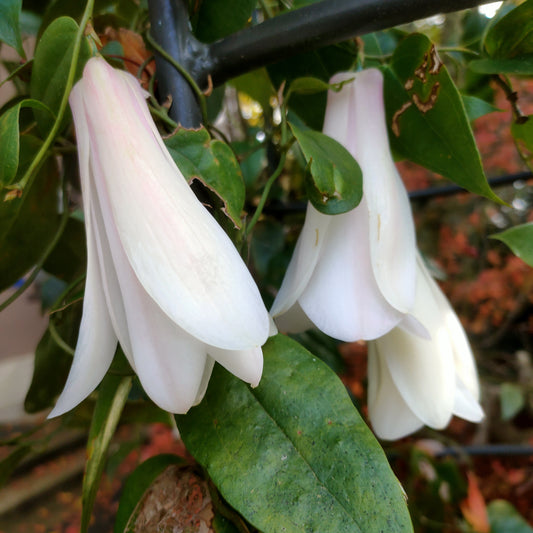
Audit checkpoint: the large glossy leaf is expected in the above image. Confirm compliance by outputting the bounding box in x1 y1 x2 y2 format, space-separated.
81 372 133 533
491 222 533 267
384 33 500 203
177 334 413 533
0 135 60 292
114 454 185 533
191 0 255 43
30 16 91 136
165 127 245 228
469 56 533 75
290 122 363 215
484 0 533 59
0 0 25 57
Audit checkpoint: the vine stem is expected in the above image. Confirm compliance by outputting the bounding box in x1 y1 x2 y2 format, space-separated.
245 152 287 237
145 30 208 125
8 0 95 195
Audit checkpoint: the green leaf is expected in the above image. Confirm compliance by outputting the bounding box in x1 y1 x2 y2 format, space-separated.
0 135 61 292
469 56 533 75
191 0 255 42
25 301 81 413
177 334 413 533
290 122 363 215
114 454 185 533
30 16 91 136
288 76 338 95
500 382 525 421
484 0 533 59
0 0 25 57
165 127 245 228
82 373 133 533
0 99 55 186
488 500 533 533
384 33 501 203
511 115 533 168
250 219 285 277
491 222 533 267
461 94 499 122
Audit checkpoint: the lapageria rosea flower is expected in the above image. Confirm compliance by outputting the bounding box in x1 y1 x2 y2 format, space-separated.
270 69 418 341
49 57 270 417
368 255 484 440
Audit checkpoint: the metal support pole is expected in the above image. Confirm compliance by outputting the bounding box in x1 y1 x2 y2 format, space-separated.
148 0 203 127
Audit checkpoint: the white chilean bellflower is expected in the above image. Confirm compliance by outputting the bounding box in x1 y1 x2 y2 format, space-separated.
49 57 270 417
368 254 484 440
270 68 418 341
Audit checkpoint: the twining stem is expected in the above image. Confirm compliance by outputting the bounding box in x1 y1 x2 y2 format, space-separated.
245 152 287 236
492 74 528 124
48 319 75 356
145 31 209 125
8 0 95 195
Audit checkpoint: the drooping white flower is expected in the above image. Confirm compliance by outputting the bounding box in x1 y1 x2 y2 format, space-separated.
367 254 484 440
49 57 270 417
270 69 418 341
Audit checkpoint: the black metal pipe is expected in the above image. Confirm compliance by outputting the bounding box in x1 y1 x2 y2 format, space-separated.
202 0 492 88
148 0 203 127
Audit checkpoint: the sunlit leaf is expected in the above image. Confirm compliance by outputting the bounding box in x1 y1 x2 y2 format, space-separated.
177 334 413 533
488 500 533 533
384 33 501 203
290 122 363 215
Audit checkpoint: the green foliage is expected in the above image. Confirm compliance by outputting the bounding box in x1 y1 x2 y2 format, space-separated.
491 222 533 267
114 454 185 533
290 122 363 215
82 372 133 533
500 382 525 421
0 135 60 292
177 334 413 533
488 500 533 533
384 33 500 202
165 127 246 228
191 0 255 42
511 115 533 169
0 0 25 57
30 16 91 135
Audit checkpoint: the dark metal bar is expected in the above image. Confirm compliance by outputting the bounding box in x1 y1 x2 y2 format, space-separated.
202 0 491 88
148 0 203 127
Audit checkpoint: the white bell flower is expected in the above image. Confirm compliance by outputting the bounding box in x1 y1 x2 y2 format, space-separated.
49 57 270 417
368 255 484 440
271 69 417 341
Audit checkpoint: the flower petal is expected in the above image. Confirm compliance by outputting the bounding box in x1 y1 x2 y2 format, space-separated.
193 357 216 406
77 57 269 351
299 197 405 341
376 261 457 429
270 203 331 318
454 377 484 422
367 342 424 440
325 69 417 314
207 345 263 387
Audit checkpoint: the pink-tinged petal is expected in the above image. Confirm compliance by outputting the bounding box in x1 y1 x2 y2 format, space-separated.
367 342 424 440
299 197 405 341
91 167 210 414
377 262 457 430
207 345 263 387
48 215 117 418
76 57 269 351
270 203 331 318
325 69 417 314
